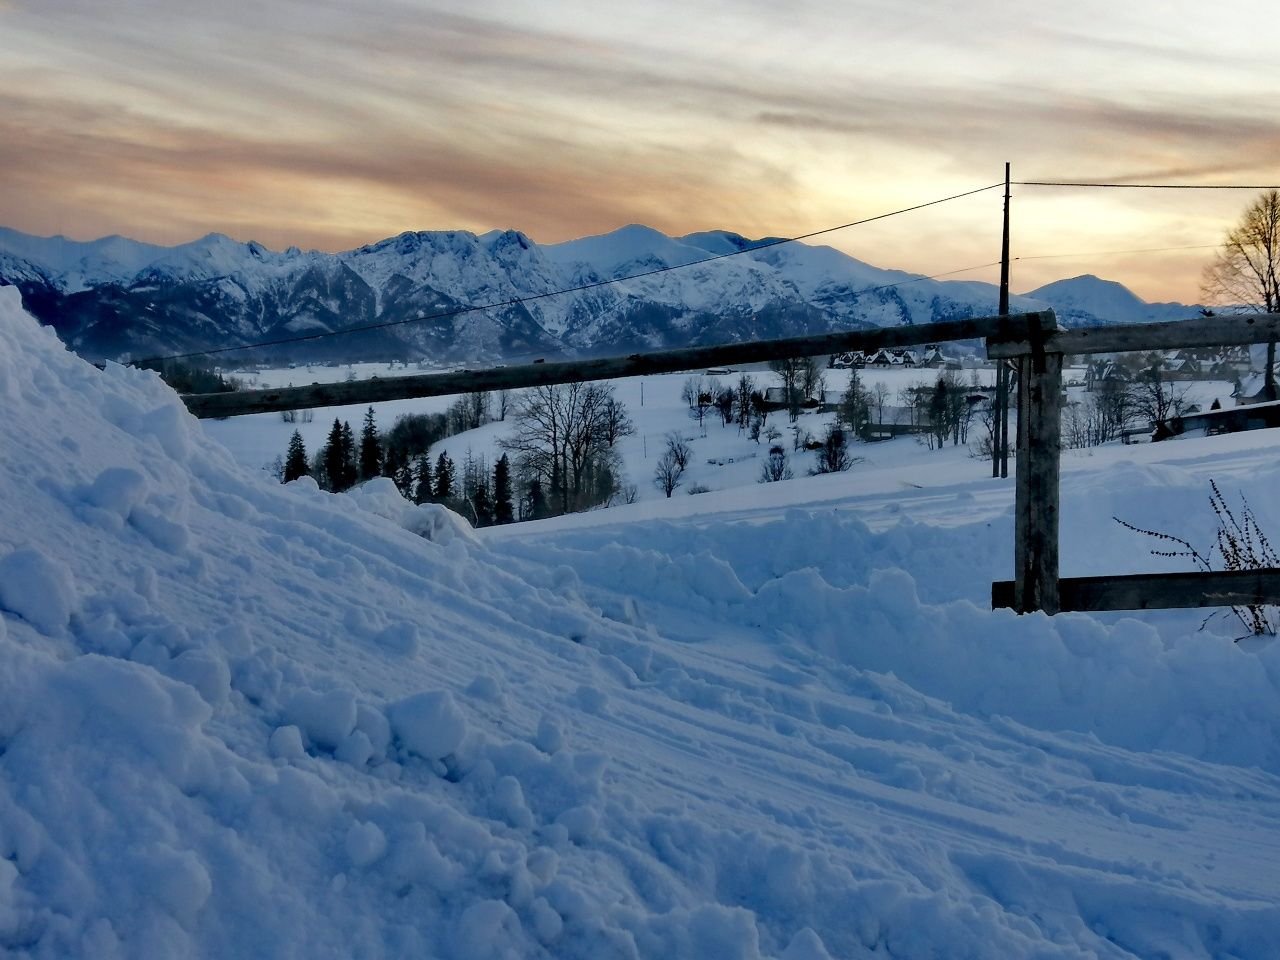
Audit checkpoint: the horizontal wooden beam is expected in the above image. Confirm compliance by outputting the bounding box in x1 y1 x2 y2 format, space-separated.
992 568 1280 612
182 310 1057 418
987 312 1280 359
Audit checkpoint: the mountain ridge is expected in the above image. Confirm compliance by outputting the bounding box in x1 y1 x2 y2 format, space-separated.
0 225 1202 364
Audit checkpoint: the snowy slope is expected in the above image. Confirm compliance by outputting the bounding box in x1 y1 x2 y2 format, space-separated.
1027 275 1202 326
0 227 169 293
2 286 1279 958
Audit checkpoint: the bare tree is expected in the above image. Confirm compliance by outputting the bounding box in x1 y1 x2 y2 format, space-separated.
734 373 756 430
713 388 735 426
681 376 708 409
599 396 635 448
500 382 627 515
799 356 825 405
1126 362 1192 429
1202 190 1280 399
769 357 804 421
684 379 713 433
811 425 855 474
664 432 691 471
759 445 793 483
870 381 890 426
653 450 684 498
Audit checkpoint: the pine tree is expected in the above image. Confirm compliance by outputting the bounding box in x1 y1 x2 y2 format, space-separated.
493 454 514 524
321 419 346 491
338 421 357 490
526 478 548 520
413 456 434 504
383 445 401 486
283 430 309 482
359 406 382 480
434 450 455 502
472 481 494 528
394 457 414 497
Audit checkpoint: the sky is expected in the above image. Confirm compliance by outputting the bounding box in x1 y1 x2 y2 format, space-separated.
2 0 1277 303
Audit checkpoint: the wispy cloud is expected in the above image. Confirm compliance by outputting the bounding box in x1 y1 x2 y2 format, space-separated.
2 0 1277 301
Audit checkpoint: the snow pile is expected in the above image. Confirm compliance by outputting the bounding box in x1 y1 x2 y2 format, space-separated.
337 475 479 546
1 284 1279 958
505 509 1280 772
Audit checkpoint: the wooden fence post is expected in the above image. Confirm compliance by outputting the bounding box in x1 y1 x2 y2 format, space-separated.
1013 338 1063 614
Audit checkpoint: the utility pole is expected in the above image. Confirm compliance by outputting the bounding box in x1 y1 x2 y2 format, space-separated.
995 162 1011 479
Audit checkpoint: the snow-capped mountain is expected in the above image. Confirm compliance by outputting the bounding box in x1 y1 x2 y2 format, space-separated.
1026 275 1201 327
0 224 1200 364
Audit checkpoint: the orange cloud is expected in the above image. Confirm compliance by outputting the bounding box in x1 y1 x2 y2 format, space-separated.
2 2 1278 304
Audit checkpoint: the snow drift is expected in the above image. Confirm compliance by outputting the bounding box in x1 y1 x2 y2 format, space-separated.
1 284 1279 958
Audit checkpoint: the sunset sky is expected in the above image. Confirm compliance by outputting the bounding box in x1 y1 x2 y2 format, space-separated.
3 0 1277 302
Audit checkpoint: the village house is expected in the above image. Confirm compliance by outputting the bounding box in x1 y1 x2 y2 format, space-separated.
1084 360 1131 392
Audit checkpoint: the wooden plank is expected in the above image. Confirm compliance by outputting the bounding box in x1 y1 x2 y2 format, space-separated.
993 568 1280 612
1013 347 1063 614
987 312 1280 359
182 310 1057 418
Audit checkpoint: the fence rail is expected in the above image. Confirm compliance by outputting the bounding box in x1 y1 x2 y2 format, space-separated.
988 312 1280 359
992 569 1280 613
181 312 1056 419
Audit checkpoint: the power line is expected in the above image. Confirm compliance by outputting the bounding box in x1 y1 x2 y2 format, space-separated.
1016 181 1280 190
1015 243 1221 261
135 183 1002 365
856 260 1002 290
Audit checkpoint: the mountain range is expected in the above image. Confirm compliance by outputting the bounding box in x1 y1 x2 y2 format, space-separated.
0 224 1201 365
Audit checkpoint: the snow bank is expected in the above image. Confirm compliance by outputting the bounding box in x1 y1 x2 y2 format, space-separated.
2 284 1279 959
506 508 1280 773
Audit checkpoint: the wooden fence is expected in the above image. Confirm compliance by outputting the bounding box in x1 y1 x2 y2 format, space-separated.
181 309 1280 619
987 310 1280 615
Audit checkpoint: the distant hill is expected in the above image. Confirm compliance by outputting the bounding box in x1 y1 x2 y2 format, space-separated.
0 225 1200 364
1026 275 1202 327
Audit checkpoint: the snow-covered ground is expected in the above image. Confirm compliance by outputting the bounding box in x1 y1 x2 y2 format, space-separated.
3 284 1280 958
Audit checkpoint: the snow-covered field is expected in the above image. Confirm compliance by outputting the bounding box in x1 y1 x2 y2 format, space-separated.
3 283 1280 958
207 360 1240 495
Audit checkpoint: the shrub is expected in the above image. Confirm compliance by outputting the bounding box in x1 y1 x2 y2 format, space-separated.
1115 479 1278 637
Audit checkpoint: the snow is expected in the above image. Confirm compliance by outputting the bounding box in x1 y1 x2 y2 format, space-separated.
0 227 168 292
2 283 1280 957
1029 274 1201 325
4 224 1203 368
387 690 469 761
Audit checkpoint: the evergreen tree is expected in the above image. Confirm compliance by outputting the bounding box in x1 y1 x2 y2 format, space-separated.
434 450 455 502
472 481 494 528
321 419 347 491
838 368 870 437
338 421 358 490
283 430 309 482
549 459 566 516
525 478 548 521
382 445 400 484
413 456 434 504
394 457 414 497
359 406 382 480
493 454 514 524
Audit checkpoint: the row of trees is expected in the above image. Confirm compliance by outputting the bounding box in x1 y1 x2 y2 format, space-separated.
282 412 519 526
1062 362 1194 449
278 382 638 524
681 372 772 438
279 387 505 486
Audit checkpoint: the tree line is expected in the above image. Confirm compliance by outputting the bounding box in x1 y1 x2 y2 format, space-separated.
277 391 517 526
276 381 636 525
